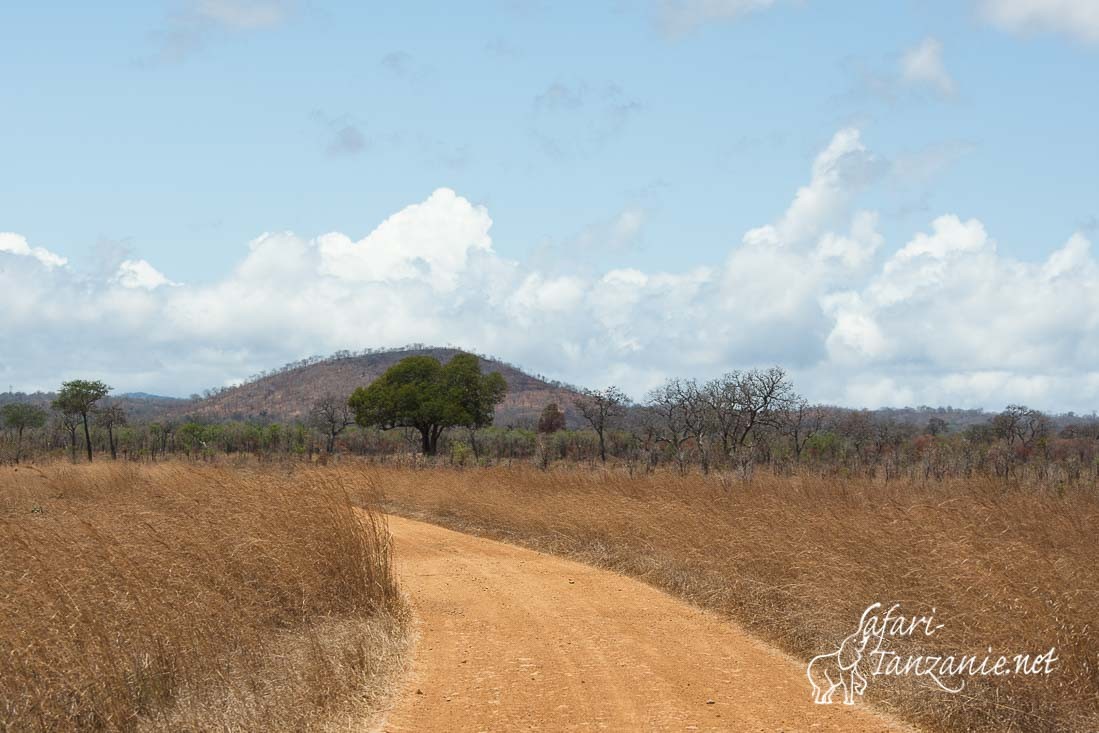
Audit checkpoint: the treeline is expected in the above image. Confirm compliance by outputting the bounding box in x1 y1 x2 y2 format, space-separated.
3 364 1099 488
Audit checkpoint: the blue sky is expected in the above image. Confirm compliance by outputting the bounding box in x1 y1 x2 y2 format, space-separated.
2 1 1098 410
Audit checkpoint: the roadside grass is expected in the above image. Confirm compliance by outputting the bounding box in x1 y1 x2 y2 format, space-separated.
358 462 1097 733
0 462 406 732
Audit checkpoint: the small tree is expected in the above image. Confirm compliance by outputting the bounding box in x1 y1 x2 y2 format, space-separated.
52 380 110 462
781 400 827 462
573 386 628 463
95 402 127 460
1 403 47 463
537 403 566 434
310 393 355 453
993 405 1050 451
925 416 949 436
57 410 81 463
646 380 694 473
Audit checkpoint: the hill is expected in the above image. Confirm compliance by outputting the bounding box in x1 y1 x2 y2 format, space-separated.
0 391 188 422
165 347 586 427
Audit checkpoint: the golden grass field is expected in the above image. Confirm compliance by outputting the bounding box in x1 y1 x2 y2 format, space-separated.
364 462 1098 733
0 463 405 732
3 459 1096 732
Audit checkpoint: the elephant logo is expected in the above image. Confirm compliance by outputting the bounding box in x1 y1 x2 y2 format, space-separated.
806 605 879 705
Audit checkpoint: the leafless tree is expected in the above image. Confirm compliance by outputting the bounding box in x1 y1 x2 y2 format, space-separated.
56 410 81 463
992 405 1051 450
703 367 799 462
310 394 355 454
838 409 875 459
574 386 628 463
95 402 127 460
781 399 827 462
646 379 695 473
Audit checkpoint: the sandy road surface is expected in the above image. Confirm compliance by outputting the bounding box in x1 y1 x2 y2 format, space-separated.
377 515 909 733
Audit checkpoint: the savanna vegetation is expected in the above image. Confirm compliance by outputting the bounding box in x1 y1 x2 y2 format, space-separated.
367 462 1098 733
3 350 1097 732
0 463 406 732
3 354 1098 496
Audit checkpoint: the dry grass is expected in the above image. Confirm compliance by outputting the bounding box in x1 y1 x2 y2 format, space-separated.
360 463 1098 733
0 462 406 732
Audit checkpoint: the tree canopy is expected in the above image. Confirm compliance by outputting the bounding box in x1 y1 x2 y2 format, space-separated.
348 353 506 455
53 379 110 462
1 403 48 463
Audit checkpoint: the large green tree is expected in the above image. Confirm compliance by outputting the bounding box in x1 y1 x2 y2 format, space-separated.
53 380 110 462
348 353 506 456
1 403 47 463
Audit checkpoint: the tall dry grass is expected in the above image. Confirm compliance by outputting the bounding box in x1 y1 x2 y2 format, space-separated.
361 463 1098 733
0 462 406 732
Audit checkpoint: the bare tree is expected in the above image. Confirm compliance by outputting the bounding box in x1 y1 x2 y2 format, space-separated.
704 367 799 461
992 405 1050 450
646 379 694 473
701 374 747 459
57 410 81 463
837 409 875 459
781 399 827 462
310 394 355 454
95 402 127 460
574 386 628 463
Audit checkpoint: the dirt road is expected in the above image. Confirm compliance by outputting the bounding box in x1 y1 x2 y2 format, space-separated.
377 515 909 732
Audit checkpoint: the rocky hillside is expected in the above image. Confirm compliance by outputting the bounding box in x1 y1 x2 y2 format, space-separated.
164 347 585 427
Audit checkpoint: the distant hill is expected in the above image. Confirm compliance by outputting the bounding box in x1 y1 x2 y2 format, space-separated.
162 347 586 427
0 391 188 422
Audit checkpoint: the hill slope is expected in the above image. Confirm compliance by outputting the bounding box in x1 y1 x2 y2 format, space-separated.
168 347 584 426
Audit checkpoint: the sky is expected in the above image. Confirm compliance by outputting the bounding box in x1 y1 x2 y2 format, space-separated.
2 0 1098 411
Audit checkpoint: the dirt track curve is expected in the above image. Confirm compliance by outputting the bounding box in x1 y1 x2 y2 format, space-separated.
376 515 910 733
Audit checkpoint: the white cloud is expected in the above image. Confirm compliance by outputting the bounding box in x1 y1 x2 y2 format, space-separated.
901 37 956 96
114 259 177 290
980 0 1099 44
0 232 67 269
315 188 492 292
4 132 1099 412
775 128 882 244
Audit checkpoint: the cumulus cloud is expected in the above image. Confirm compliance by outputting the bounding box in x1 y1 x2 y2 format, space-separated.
4 131 1099 411
762 127 883 245
114 259 178 290
980 0 1099 44
315 188 492 292
901 37 956 96
0 233 67 269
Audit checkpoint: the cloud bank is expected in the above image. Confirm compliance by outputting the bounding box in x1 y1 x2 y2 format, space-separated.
2 131 1097 411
